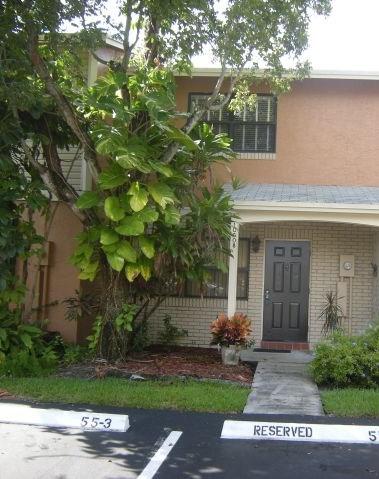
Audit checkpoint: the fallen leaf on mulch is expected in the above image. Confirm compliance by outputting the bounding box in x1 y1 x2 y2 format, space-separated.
0 389 13 399
58 346 255 385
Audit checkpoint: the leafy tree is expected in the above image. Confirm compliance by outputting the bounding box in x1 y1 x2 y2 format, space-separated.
0 0 331 358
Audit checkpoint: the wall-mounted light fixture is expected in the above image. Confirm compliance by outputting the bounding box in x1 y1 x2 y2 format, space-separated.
371 262 378 277
251 235 261 253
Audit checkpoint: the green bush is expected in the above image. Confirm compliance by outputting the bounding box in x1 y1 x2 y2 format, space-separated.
0 307 60 377
62 344 90 366
310 323 379 388
0 349 58 377
158 315 188 346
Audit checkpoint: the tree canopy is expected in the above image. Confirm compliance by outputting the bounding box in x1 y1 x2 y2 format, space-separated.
0 0 331 357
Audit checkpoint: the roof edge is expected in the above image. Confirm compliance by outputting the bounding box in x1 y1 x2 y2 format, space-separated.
182 67 379 81
233 200 379 214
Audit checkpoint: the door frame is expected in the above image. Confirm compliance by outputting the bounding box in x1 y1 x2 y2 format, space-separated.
260 239 311 343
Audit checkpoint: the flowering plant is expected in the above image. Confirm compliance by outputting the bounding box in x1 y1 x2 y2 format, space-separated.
210 313 252 347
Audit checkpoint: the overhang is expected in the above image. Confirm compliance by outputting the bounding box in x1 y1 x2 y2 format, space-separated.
187 68 379 81
224 183 379 227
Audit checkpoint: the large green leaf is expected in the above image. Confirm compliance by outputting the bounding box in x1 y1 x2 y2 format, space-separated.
0 328 7 342
115 217 145 236
136 207 159 223
148 183 176 209
167 126 199 151
148 161 173 177
128 182 149 212
116 154 152 173
100 229 119 245
101 242 119 254
117 240 137 262
95 137 114 155
164 205 181 225
98 163 127 190
78 261 99 281
104 197 125 221
139 258 152 281
116 144 151 173
139 236 155 259
125 263 140 282
75 191 101 209
20 333 33 349
106 253 125 272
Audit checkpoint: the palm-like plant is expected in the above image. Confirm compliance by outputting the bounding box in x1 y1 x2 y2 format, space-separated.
319 292 343 335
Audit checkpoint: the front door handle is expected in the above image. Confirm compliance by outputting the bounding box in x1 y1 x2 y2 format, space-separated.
264 289 271 301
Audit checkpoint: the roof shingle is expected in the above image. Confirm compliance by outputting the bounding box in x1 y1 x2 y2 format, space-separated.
224 183 379 205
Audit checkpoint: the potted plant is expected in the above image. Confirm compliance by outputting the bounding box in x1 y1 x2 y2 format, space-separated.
210 313 253 365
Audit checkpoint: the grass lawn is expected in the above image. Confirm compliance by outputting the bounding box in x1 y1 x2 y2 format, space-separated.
0 377 249 413
321 388 379 417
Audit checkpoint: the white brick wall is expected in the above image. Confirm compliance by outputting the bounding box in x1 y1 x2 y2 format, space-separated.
149 222 378 348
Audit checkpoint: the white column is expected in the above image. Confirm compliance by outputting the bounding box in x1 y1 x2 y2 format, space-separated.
227 221 240 317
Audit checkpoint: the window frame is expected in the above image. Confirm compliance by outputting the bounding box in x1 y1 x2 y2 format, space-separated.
188 92 277 154
183 238 250 300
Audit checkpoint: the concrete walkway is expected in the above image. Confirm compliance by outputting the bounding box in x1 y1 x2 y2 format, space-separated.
241 350 324 416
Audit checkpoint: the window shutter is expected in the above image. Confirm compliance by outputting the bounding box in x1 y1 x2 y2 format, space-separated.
189 93 276 153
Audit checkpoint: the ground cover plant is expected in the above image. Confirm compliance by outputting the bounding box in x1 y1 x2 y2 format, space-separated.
0 377 249 413
321 388 379 418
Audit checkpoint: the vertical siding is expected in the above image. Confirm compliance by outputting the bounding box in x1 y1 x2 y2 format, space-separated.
58 146 83 193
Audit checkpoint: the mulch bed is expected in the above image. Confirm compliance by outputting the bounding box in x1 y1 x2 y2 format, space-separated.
0 389 14 400
57 346 254 385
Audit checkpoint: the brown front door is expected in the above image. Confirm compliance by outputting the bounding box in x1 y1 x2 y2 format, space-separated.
263 241 310 342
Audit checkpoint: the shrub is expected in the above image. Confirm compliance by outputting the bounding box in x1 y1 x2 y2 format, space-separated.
0 307 59 377
0 349 58 377
62 344 90 366
129 318 150 352
158 315 188 346
210 313 252 347
0 307 45 357
310 323 379 388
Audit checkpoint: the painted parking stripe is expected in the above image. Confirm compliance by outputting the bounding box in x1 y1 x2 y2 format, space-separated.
221 420 379 445
0 403 129 432
138 430 182 479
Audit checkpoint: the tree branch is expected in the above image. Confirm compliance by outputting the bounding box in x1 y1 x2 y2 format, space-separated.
121 0 133 71
90 50 110 66
26 27 100 182
161 66 229 164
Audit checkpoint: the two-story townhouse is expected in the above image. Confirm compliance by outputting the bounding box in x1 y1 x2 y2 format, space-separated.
148 69 379 350
30 61 379 350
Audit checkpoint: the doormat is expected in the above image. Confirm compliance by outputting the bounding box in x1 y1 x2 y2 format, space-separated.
253 348 291 353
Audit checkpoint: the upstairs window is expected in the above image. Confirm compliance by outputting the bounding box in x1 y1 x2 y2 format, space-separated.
184 238 250 300
189 93 277 153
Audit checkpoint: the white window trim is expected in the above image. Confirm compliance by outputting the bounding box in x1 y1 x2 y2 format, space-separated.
236 152 276 160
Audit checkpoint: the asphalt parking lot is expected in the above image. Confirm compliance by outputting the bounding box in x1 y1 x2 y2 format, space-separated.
0 402 378 478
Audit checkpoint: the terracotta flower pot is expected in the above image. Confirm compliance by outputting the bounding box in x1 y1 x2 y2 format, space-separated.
221 345 241 365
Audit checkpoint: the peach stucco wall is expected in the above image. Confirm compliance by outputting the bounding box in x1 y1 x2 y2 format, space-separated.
176 77 379 187
24 203 82 343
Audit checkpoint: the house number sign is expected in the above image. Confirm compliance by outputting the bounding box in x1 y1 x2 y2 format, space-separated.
231 222 238 249
0 403 130 432
221 420 379 445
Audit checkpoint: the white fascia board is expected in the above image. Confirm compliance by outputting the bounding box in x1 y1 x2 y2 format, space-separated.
104 36 124 50
233 201 379 227
233 200 379 214
309 70 379 80
186 68 379 81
